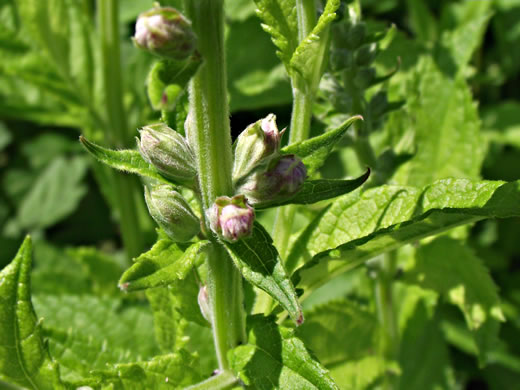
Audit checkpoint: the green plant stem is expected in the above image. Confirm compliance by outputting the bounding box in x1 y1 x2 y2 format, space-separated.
257 0 319 316
185 370 238 390
184 0 246 371
375 251 399 389
98 0 147 259
272 0 317 256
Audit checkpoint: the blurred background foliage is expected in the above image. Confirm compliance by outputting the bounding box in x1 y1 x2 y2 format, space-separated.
1 0 520 388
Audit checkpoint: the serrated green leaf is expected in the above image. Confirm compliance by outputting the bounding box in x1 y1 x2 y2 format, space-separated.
281 115 362 176
253 0 298 70
289 0 339 90
229 315 338 389
405 237 505 365
293 178 520 296
297 300 379 367
17 156 89 230
222 223 303 325
392 59 486 187
255 170 370 209
79 136 173 185
91 351 201 389
147 56 201 111
32 295 160 364
119 239 209 292
31 241 123 296
16 0 70 74
0 236 65 390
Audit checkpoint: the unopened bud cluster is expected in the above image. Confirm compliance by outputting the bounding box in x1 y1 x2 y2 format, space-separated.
326 7 400 134
232 114 306 204
138 112 307 244
134 6 196 60
207 115 307 242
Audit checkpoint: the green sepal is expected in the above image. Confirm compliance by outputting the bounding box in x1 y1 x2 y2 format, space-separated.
119 239 209 292
0 236 65 390
281 115 362 175
79 136 174 185
228 315 339 389
147 55 201 111
221 223 303 325
254 169 370 209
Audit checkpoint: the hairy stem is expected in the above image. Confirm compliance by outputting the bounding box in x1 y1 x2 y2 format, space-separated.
98 0 147 259
185 0 246 370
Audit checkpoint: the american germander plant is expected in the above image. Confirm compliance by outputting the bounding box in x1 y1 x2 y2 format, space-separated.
2 0 520 389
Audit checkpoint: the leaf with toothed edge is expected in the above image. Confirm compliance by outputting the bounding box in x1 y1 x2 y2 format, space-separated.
292 178 520 297
253 0 298 71
254 169 370 209
119 240 209 292
289 0 340 89
222 223 303 325
282 115 363 176
79 136 174 185
0 236 65 390
229 315 339 389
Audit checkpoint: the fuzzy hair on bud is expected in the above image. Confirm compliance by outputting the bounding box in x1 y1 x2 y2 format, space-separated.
134 6 196 60
237 155 307 205
208 195 255 243
138 123 196 184
145 185 200 242
232 114 283 184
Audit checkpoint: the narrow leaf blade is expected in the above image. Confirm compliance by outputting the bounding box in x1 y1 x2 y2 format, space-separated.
255 170 370 209
222 223 303 325
79 136 172 184
281 115 362 175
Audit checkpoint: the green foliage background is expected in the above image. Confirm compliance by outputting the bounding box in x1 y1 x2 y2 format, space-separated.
1 0 520 389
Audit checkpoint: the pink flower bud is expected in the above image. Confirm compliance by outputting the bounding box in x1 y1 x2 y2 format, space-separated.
134 7 196 60
208 195 255 243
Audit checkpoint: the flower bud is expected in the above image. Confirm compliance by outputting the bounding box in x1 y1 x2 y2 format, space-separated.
346 22 366 50
329 49 353 71
145 184 200 242
354 67 376 89
208 195 255 243
355 43 378 67
237 155 307 205
233 114 283 183
133 6 196 60
198 285 211 323
138 123 196 184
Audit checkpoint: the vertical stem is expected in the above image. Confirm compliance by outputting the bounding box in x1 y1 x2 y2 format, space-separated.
255 0 319 316
375 251 399 389
272 0 317 255
185 0 246 370
98 0 147 260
